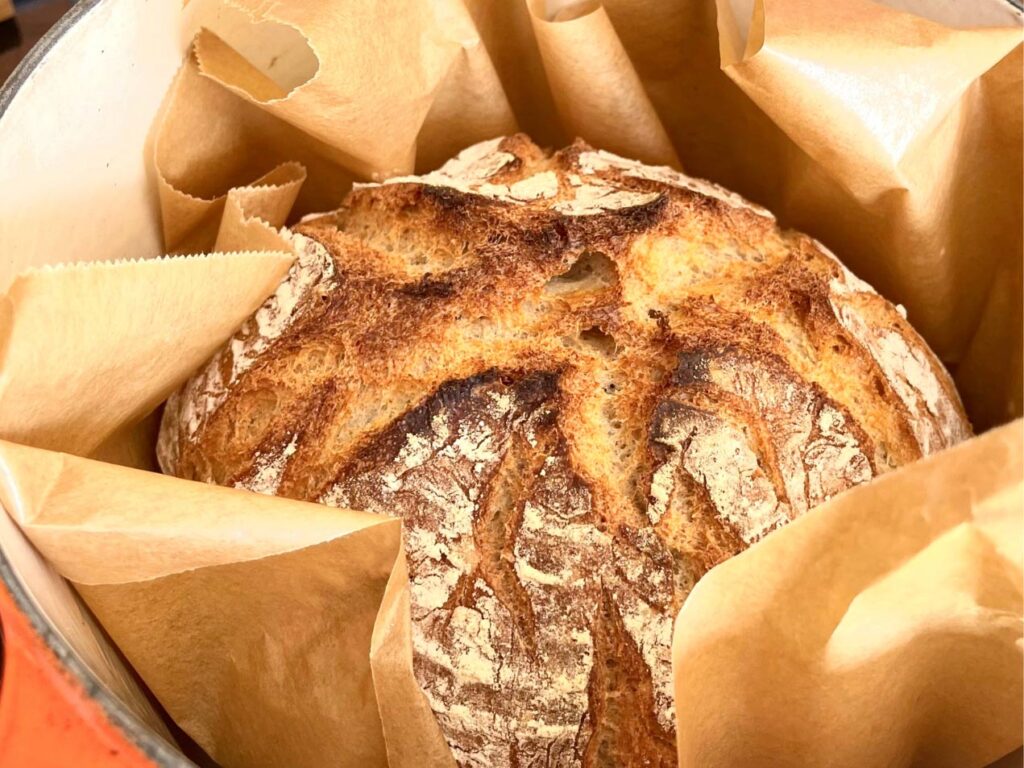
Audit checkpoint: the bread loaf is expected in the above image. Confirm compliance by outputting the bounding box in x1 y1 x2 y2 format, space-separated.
158 135 970 767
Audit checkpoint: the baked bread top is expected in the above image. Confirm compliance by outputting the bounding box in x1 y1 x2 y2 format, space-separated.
159 135 970 767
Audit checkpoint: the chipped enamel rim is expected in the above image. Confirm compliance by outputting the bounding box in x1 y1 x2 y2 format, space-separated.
0 1 189 764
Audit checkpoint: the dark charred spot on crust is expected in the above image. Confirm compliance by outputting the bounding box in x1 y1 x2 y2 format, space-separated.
487 160 525 186
528 404 559 434
831 335 851 355
503 369 561 412
503 213 573 259
671 349 712 386
648 398 702 448
559 192 669 243
616 191 669 230
551 138 593 169
327 369 560 490
647 308 671 334
400 274 457 299
419 184 495 214
417 187 525 245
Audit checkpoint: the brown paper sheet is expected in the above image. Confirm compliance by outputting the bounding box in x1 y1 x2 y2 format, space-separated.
0 439 401 768
191 0 516 179
0 249 293 753
674 420 1023 768
0 0 1020 766
411 0 520 173
715 0 1023 428
0 251 292 456
527 0 680 167
156 0 521 255
0 215 405 765
153 48 355 254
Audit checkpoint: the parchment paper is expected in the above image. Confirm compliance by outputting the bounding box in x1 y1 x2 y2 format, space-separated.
0 242 401 768
0 439 401 768
0 0 1020 767
0 250 292 455
674 420 1023 768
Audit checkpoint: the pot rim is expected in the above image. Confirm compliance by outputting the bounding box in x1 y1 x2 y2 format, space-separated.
0 1 191 764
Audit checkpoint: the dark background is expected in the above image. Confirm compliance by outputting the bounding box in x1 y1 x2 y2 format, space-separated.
0 0 73 83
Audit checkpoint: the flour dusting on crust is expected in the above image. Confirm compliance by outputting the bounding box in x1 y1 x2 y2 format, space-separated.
160 135 970 768
578 149 774 218
157 233 335 474
322 375 679 766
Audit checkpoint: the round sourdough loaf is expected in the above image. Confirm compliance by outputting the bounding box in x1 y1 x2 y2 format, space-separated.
158 135 970 768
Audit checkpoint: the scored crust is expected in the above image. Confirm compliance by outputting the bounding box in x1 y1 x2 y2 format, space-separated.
158 135 970 768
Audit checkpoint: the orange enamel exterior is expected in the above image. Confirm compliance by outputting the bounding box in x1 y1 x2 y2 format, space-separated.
0 581 157 768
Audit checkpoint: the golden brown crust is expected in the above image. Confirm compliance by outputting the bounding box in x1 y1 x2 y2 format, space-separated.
158 136 970 768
